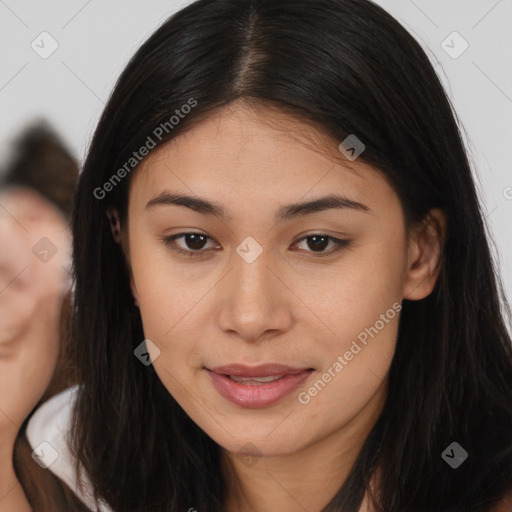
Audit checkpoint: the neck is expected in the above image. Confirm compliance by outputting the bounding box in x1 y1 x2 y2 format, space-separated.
0 440 32 512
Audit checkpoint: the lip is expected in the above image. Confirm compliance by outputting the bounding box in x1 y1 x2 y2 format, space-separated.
205 364 314 408
209 363 312 377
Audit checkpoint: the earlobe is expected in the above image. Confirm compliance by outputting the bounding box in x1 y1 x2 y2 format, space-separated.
402 208 446 301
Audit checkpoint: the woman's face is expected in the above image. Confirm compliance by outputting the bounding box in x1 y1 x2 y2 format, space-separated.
0 188 71 430
124 101 433 458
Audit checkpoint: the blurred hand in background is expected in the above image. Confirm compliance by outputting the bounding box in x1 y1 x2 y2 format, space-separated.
0 122 77 511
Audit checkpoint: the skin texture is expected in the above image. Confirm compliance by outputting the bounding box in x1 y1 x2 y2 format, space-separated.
119 100 446 512
0 188 71 512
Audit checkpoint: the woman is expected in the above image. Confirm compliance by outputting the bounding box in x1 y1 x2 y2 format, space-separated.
0 123 88 511
27 0 512 510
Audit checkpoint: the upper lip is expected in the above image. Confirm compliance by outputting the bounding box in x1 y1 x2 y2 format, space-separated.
207 364 314 377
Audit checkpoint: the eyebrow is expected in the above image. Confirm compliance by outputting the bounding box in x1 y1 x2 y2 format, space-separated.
145 191 371 222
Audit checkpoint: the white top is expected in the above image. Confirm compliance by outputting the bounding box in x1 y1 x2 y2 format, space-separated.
25 385 113 512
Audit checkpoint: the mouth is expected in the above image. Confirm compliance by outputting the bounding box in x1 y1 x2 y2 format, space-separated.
224 374 295 385
208 363 315 378
204 363 315 408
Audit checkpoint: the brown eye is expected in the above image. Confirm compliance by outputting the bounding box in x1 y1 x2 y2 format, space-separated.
161 232 217 257
161 232 351 259
293 235 351 257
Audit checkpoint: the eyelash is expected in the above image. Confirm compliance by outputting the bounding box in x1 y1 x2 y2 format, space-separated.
160 232 351 259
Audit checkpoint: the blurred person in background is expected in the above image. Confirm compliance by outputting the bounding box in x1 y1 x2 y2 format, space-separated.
0 122 87 511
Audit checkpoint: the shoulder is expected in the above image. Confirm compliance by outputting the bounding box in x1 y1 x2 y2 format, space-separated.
26 385 79 450
25 385 113 512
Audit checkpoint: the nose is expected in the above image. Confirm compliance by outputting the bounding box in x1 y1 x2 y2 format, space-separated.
216 252 293 343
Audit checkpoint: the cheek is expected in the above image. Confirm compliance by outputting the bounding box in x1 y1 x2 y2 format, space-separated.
136 275 195 346
301 241 403 408
131 252 200 377
296 309 399 437
130 234 216 342
0 289 37 343
308 239 404 336
29 333 60 396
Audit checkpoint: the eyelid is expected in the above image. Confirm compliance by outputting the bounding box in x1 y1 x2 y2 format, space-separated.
161 231 351 259
293 234 351 257
161 232 218 258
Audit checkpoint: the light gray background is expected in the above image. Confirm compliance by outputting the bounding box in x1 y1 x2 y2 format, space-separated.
1 0 511 311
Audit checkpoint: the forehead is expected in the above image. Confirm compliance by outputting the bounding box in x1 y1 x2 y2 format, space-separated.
128 102 393 212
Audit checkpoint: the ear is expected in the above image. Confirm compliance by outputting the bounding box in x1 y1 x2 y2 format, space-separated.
106 206 139 307
402 208 446 301
106 206 122 243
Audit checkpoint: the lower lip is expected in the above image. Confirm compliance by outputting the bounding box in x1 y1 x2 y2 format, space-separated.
206 369 313 408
